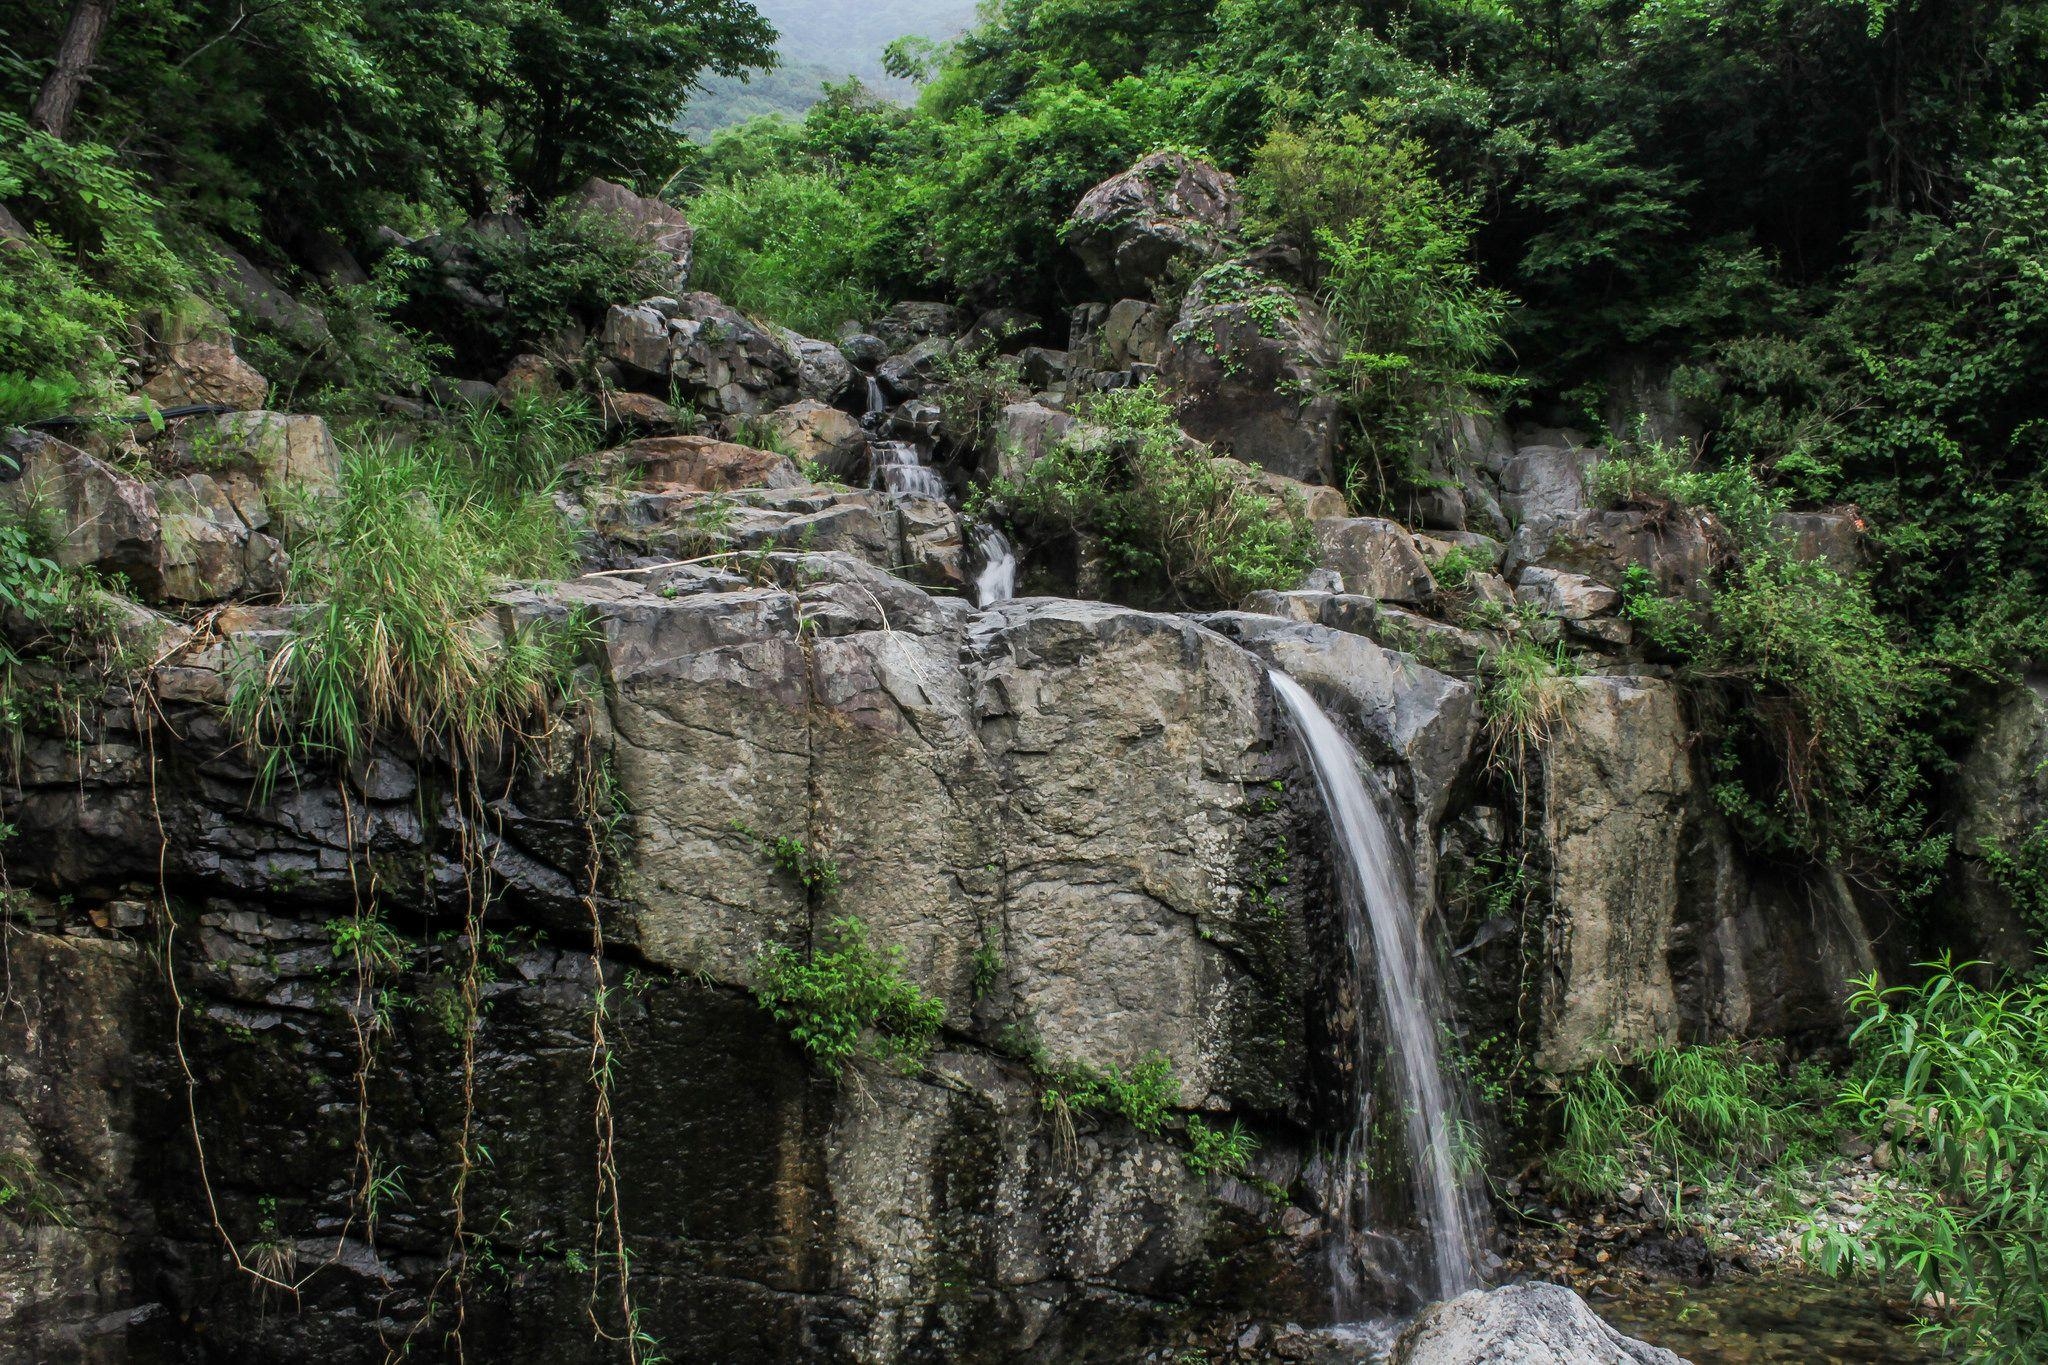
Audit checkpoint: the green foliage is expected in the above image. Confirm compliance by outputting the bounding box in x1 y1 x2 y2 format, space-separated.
226 402 588 782
1814 960 2048 1360
1979 825 2048 945
1551 1043 1835 1204
753 914 945 1075
1184 1114 1259 1178
1041 1051 1179 1136
1479 638 1579 767
984 382 1314 606
733 822 843 895
0 114 193 382
687 169 887 336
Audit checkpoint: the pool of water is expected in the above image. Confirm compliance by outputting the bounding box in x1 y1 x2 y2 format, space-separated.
1598 1275 1939 1363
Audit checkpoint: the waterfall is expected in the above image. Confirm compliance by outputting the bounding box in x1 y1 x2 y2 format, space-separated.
871 440 948 501
1268 671 1486 1311
866 375 886 416
973 524 1017 606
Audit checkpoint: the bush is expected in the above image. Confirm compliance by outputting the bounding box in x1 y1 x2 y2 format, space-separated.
1041 1051 1180 1136
226 403 587 783
753 915 946 1076
687 170 888 337
1814 959 2048 1360
0 115 193 382
1247 114 1512 508
985 382 1315 606
1551 1043 1835 1204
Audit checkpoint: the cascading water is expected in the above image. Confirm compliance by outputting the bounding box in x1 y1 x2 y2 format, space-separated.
866 375 886 416
871 440 949 501
973 524 1017 606
1268 670 1487 1312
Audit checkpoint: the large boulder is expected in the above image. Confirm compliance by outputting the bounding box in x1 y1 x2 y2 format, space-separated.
1161 263 1340 484
566 176 695 293
1066 151 1241 297
1511 507 1727 603
0 432 162 588
666 293 801 416
770 325 855 404
1391 1283 1689 1365
876 335 955 400
870 301 962 354
1315 517 1436 604
762 399 867 479
137 298 270 410
992 400 1080 483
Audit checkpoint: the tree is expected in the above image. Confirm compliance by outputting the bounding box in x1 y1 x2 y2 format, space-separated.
28 0 117 139
496 0 777 202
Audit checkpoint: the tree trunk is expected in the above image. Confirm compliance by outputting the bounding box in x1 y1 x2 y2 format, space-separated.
29 0 118 140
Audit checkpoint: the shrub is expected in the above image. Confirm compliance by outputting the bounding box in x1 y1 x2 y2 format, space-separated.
1479 638 1580 768
1813 959 2048 1360
1247 114 1512 509
226 406 586 784
1185 1115 1259 1177
753 915 946 1076
687 170 887 337
1551 1043 1834 1204
0 115 193 381
1041 1051 1180 1136
985 382 1315 606
733 822 842 896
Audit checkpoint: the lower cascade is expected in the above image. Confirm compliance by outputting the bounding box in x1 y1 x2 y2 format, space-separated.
972 523 1017 605
1270 670 1489 1311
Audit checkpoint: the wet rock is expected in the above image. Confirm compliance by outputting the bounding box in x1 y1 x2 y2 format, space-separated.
1391 1282 1690 1365
870 300 963 353
836 330 888 370
1067 151 1242 296
1162 264 1340 484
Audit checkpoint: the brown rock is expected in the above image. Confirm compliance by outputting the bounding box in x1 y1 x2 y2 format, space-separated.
613 435 804 492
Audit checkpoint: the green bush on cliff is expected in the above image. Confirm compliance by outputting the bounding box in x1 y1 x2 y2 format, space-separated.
754 915 945 1076
226 402 588 783
1813 959 2048 1360
984 382 1315 606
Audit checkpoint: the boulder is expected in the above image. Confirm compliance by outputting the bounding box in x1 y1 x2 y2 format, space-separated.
1950 675 2048 968
836 330 888 370
202 237 329 351
666 293 800 417
1066 151 1241 297
154 473 285 602
1244 464 1347 522
764 399 867 479
1315 518 1436 604
495 353 561 401
600 303 672 378
597 389 688 435
1161 263 1340 484
1391 1283 1689 1365
1515 566 1619 620
959 306 1039 354
1772 507 1863 571
770 325 854 404
0 432 161 587
1404 407 1515 535
992 401 1080 483
138 298 270 410
1513 508 1726 603
871 301 963 354
606 435 803 493
1015 345 1071 391
876 336 955 400
1491 439 1602 527
205 412 341 502
566 176 695 293
1094 298 1173 370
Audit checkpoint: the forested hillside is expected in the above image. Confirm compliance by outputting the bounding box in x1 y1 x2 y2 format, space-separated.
5 2 2048 1362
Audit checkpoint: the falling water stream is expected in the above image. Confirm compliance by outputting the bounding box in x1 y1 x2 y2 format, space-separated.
1268 671 1486 1313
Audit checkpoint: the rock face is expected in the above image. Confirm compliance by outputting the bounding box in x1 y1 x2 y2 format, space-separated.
1161 264 1340 484
1391 1283 1690 1365
765 399 868 478
1066 152 1241 297
1950 674 2048 968
137 298 271 410
10 562 1460 1360
1532 676 1877 1069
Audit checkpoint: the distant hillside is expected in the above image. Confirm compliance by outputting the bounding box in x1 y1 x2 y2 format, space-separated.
685 0 977 137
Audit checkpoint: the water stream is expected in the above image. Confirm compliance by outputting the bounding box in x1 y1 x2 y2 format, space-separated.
973 524 1017 606
1269 671 1488 1312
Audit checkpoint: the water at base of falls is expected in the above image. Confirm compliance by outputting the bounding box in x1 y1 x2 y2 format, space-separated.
1268 670 1488 1313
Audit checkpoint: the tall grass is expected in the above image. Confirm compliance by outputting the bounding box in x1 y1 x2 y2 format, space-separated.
229 397 594 785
